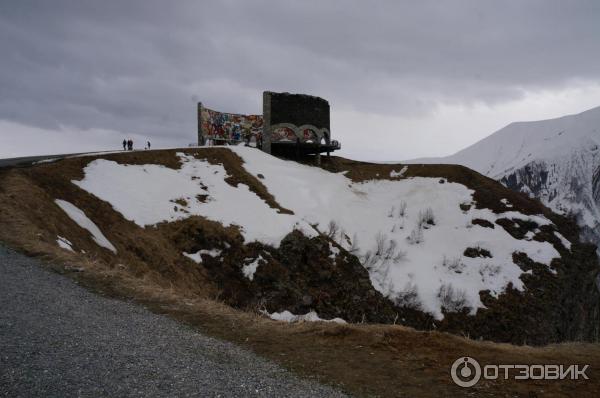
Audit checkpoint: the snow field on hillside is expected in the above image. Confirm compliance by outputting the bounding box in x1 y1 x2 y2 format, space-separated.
73 154 301 246
73 147 560 319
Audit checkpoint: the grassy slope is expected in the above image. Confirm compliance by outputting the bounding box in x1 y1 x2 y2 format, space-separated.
1 148 599 397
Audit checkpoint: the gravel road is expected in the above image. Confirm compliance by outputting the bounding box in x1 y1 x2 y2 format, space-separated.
0 245 347 397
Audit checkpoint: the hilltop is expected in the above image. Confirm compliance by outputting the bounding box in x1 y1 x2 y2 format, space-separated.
2 146 600 396
0 146 598 345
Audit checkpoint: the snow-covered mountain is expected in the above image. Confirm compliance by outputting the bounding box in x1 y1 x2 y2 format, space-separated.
408 106 600 251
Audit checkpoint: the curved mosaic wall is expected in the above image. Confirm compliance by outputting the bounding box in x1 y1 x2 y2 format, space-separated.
198 92 337 155
199 106 263 144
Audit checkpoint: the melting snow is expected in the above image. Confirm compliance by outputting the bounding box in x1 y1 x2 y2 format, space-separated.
267 310 347 324
74 147 561 319
242 255 264 280
390 166 408 178
56 236 74 252
329 242 340 259
554 231 572 250
499 211 552 226
183 249 222 264
54 200 117 253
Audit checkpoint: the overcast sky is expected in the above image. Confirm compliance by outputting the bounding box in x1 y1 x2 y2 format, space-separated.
1 0 600 160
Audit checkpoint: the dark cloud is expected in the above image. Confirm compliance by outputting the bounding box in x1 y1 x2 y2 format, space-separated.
1 0 600 153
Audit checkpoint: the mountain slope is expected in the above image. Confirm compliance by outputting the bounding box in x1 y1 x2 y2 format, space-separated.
0 147 598 344
409 106 600 250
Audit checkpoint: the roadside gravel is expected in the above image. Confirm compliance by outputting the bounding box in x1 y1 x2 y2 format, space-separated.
0 245 347 397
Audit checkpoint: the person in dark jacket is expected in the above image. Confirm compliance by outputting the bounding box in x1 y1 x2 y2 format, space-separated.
122 139 127 150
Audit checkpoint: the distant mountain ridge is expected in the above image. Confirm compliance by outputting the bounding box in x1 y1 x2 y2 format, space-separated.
407 106 600 251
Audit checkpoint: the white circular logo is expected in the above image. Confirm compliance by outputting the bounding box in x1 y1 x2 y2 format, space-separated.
451 357 482 387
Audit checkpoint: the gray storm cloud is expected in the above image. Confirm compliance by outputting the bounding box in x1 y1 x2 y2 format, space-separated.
1 0 599 157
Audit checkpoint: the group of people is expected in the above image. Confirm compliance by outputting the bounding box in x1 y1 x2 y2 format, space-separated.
122 139 151 151
122 139 134 151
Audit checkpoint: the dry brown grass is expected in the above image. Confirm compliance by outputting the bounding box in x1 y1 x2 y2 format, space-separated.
0 162 217 298
29 250 597 398
54 265 600 398
1 149 599 397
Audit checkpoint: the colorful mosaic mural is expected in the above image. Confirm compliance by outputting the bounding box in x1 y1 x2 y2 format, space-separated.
200 107 263 143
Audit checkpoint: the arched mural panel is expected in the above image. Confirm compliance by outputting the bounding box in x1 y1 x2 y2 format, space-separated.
302 128 318 143
271 126 298 142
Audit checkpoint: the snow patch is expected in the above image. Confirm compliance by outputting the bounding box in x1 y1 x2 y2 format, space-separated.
54 200 117 253
390 166 408 178
56 236 74 252
554 231 572 250
329 242 340 259
183 249 222 264
267 310 347 324
242 255 264 280
500 211 553 226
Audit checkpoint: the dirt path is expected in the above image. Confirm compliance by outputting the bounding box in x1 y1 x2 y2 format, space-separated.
0 245 347 397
